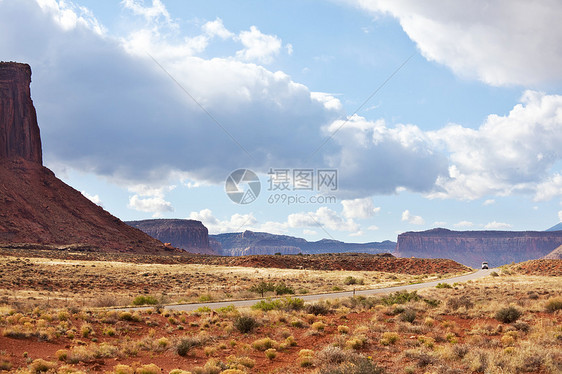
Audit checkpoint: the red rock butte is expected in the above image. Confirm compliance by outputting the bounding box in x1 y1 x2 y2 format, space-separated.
0 62 42 164
0 62 178 254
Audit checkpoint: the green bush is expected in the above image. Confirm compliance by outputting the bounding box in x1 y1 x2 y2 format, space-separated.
249 281 275 297
252 299 283 311
436 282 452 289
132 295 158 305
380 291 420 306
343 276 364 285
234 316 258 333
305 302 331 315
400 309 416 323
495 306 522 323
274 282 295 295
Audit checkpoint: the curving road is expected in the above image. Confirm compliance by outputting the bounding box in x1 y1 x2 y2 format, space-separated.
123 269 494 312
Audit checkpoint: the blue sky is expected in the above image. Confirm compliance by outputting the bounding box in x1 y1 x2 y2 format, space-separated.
2 0 562 242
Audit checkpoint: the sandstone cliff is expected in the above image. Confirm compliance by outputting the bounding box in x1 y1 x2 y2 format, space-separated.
0 63 42 163
0 62 176 254
396 228 562 267
543 244 562 259
126 219 217 255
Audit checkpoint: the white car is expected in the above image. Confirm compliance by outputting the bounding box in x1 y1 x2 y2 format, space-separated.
481 262 489 269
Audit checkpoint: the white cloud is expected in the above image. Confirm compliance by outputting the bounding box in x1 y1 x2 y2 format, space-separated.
429 91 562 200
534 174 562 202
121 0 172 25
235 26 282 64
559 210 562 222
367 225 379 231
351 0 562 86
81 191 102 206
433 221 447 227
401 210 424 225
453 220 473 228
303 229 317 236
325 115 448 196
483 199 495 206
0 0 339 187
36 0 105 34
202 18 233 39
349 231 364 237
288 207 359 232
341 198 380 219
127 184 174 216
484 221 512 230
189 209 257 234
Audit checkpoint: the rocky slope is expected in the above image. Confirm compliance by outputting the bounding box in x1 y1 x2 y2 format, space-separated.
212 230 396 256
126 219 217 255
0 62 175 254
396 228 562 268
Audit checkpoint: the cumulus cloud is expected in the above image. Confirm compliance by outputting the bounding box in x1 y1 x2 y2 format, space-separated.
484 221 512 230
81 191 102 206
0 0 338 187
288 207 360 232
235 26 282 64
483 199 495 206
429 91 562 200
351 0 562 86
401 210 424 225
127 184 174 216
453 221 473 228
558 210 562 222
341 198 380 219
189 209 257 234
325 115 448 197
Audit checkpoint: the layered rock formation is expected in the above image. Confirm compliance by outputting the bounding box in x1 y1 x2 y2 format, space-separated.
0 62 175 254
396 228 562 267
126 219 217 255
212 230 396 256
543 244 562 259
0 63 42 163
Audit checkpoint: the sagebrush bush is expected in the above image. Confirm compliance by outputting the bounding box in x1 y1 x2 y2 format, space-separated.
132 295 159 306
495 306 522 323
234 315 257 333
305 302 331 315
400 309 416 323
545 297 562 313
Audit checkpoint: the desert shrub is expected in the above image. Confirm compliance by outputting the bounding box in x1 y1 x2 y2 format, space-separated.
452 344 469 359
380 332 399 346
400 309 416 323
216 305 237 315
436 282 452 289
132 295 158 306
114 364 134 374
103 327 116 336
265 348 277 360
275 282 294 295
343 276 364 285
311 321 326 331
136 364 161 374
234 315 257 333
305 302 331 315
198 294 213 302
118 311 141 322
545 297 562 312
80 323 94 338
337 325 350 334
29 359 57 373
490 271 499 276
495 306 522 323
404 349 436 368
291 319 305 328
315 346 384 374
55 349 68 361
176 336 205 356
252 299 282 311
423 298 441 307
225 355 255 369
446 295 473 310
283 296 304 311
252 337 277 351
380 291 419 305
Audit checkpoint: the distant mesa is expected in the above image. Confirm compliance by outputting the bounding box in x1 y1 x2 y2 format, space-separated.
211 230 396 256
543 244 562 259
396 228 562 268
126 219 217 255
0 62 176 254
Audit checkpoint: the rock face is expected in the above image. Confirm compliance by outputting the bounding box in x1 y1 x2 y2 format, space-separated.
0 63 42 163
396 228 562 268
212 230 396 256
126 219 216 255
0 62 175 254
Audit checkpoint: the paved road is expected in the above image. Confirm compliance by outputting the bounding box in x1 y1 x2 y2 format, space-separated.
123 269 494 312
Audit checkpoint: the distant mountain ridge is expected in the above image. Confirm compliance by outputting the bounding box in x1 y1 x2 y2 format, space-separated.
546 222 562 231
211 230 396 256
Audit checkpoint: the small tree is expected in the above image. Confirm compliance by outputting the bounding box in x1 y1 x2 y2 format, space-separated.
249 281 275 298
